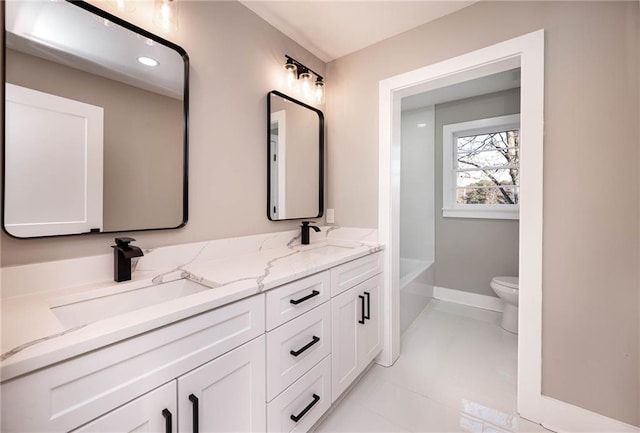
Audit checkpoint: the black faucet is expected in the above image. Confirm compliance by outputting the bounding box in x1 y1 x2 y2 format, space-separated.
111 237 144 282
300 221 321 245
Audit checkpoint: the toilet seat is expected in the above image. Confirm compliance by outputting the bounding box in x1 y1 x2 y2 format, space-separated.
492 276 519 290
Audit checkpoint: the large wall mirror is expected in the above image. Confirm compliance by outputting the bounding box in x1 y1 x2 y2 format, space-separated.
267 91 324 221
3 0 189 238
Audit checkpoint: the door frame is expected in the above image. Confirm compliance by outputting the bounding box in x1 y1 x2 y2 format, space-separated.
377 29 544 423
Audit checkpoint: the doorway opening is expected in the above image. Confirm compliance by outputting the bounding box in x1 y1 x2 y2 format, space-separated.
377 30 544 423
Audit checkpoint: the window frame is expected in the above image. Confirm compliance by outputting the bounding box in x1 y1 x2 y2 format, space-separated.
442 114 521 220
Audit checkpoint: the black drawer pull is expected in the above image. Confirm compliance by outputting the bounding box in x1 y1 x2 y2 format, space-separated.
162 408 172 433
358 295 366 324
290 290 320 305
189 394 199 433
290 336 320 357
364 291 371 320
290 394 321 423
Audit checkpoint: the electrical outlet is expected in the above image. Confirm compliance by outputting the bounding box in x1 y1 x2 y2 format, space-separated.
326 208 335 224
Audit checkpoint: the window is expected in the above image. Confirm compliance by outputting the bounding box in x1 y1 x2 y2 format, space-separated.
442 114 520 219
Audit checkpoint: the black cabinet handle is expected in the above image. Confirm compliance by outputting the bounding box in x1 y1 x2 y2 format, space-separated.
162 408 172 433
364 291 371 320
358 295 366 324
290 394 321 423
290 290 320 305
189 394 199 433
290 336 320 357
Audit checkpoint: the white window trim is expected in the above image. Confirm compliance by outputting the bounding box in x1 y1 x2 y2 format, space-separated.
442 113 520 220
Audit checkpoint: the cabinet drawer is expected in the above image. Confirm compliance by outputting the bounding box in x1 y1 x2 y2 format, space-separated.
266 271 330 330
266 302 331 401
0 294 265 433
330 252 383 297
267 355 331 433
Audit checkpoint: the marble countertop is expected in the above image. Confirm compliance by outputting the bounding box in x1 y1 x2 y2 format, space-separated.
1 231 382 382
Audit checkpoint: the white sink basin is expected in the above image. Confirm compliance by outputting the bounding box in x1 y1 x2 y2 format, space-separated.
295 242 358 255
50 279 209 327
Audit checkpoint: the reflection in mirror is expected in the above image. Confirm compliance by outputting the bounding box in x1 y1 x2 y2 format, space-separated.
3 0 189 238
267 91 324 221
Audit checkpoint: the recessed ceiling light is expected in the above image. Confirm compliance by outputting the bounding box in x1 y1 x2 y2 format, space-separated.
137 56 159 67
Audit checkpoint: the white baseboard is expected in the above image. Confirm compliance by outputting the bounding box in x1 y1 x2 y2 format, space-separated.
433 286 504 312
538 395 640 433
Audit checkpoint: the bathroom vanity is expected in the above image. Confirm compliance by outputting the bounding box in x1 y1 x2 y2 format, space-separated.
0 229 383 432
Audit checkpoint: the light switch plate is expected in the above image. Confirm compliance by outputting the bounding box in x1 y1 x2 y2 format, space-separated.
326 208 335 224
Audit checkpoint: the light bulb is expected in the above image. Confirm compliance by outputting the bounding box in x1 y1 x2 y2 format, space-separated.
299 71 312 100
284 61 298 92
314 79 325 104
153 0 178 33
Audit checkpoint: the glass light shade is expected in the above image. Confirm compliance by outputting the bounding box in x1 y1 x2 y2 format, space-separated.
314 79 325 104
284 62 298 92
153 0 178 33
299 71 313 100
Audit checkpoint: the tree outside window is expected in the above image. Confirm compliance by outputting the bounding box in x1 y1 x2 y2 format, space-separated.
442 114 520 220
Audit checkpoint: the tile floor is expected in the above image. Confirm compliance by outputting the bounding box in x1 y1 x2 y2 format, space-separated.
313 300 553 433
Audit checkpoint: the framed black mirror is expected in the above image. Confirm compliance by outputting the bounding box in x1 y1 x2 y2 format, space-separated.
3 0 189 238
267 91 324 221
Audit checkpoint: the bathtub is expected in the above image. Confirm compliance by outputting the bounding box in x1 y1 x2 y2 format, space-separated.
400 258 434 334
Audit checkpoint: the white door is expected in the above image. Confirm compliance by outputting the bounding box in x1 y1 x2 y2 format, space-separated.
71 381 177 433
270 110 286 219
330 286 362 402
177 336 266 433
4 83 104 237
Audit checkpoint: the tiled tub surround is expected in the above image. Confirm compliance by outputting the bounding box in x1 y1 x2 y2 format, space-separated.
0 227 380 381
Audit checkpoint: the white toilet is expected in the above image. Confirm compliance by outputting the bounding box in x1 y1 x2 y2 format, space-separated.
490 276 519 334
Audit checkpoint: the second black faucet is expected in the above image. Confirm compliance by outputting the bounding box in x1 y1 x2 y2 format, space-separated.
300 221 321 245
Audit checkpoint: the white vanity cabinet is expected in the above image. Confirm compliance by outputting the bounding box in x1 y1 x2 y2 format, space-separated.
0 294 265 433
265 271 333 433
1 248 385 433
330 254 383 402
73 336 266 433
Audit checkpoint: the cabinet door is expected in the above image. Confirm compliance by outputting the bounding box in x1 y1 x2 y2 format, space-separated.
177 336 266 433
358 274 383 366
72 382 176 433
330 286 363 402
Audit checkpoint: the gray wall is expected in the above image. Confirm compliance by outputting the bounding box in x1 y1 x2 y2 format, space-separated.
0 1 325 265
434 89 520 297
5 49 184 232
325 1 639 426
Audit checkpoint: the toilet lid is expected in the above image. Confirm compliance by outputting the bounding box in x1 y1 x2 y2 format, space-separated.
493 276 519 290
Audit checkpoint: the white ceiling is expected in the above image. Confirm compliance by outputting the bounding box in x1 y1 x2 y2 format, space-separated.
401 68 521 111
5 1 185 99
240 1 477 62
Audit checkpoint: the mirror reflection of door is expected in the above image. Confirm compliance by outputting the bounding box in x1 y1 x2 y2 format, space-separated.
270 110 287 219
5 84 104 237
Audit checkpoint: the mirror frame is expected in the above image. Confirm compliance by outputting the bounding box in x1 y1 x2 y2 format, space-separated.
2 0 190 239
267 90 324 221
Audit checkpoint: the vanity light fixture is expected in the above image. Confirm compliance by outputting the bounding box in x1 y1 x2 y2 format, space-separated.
283 55 325 104
138 56 159 67
153 0 178 33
